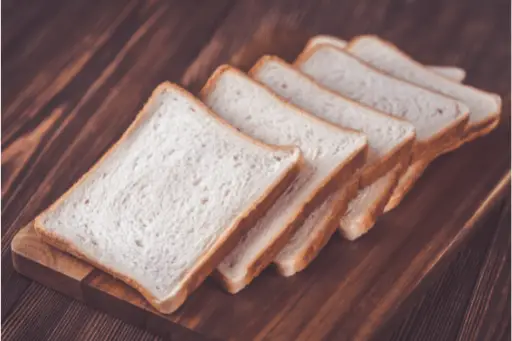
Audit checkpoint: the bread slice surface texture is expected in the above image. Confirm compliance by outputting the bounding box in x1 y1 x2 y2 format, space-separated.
35 83 302 313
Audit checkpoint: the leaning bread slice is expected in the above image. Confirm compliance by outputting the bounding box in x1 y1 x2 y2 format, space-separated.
340 165 402 240
295 44 469 161
304 35 467 82
250 56 413 258
274 176 360 276
250 56 415 185
384 160 429 212
346 35 501 142
200 66 368 293
34 83 303 314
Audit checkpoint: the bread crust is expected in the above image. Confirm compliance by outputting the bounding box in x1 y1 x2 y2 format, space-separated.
201 65 368 293
293 44 470 163
274 176 360 277
249 55 416 187
34 82 303 314
339 165 402 240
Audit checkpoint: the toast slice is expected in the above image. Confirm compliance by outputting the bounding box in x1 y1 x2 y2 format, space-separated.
346 35 501 142
303 35 467 82
384 160 429 212
249 56 413 265
295 44 470 162
34 83 303 314
345 35 502 210
200 66 368 292
274 176 360 276
340 165 402 240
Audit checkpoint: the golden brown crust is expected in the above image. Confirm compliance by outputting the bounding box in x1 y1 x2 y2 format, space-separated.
34 83 303 314
275 176 360 277
249 55 416 186
462 116 501 144
201 65 368 293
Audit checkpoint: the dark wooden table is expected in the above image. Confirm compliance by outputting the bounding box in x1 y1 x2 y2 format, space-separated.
2 0 510 340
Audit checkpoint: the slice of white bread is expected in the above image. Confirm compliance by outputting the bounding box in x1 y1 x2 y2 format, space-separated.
274 176 360 276
340 165 402 240
295 44 469 162
249 56 413 264
384 160 429 212
345 35 502 210
200 66 368 292
304 35 467 82
34 83 303 314
345 35 501 142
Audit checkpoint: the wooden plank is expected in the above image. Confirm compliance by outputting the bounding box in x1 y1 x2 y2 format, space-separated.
381 197 510 341
11 225 93 301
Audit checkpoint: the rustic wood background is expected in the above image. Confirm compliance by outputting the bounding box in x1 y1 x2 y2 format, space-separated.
2 0 510 340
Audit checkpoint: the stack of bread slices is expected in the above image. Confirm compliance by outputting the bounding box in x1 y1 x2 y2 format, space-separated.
35 35 501 314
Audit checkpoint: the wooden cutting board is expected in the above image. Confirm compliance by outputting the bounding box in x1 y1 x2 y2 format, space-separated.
11 119 510 340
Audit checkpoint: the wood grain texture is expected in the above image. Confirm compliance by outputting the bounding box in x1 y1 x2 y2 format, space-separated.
383 197 511 341
3 0 510 340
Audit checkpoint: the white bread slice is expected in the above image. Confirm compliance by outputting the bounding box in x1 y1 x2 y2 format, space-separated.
346 35 501 142
34 83 303 314
304 35 467 82
346 35 502 210
274 176 360 276
249 56 415 186
249 56 413 265
384 160 429 212
340 165 401 240
200 66 368 292
295 44 469 161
